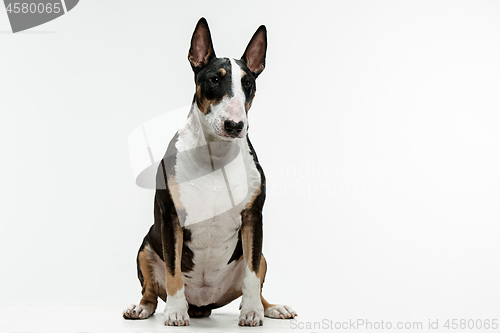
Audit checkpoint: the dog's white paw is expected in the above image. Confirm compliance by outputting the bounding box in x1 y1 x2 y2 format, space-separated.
164 301 190 326
164 308 190 326
264 304 297 319
122 303 153 319
239 308 264 326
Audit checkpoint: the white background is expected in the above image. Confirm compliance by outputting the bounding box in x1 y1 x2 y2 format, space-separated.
1 0 499 331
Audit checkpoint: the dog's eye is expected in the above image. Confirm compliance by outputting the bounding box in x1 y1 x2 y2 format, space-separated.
210 76 219 84
244 80 252 88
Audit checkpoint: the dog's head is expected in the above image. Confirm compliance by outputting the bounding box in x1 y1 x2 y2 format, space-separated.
188 18 267 140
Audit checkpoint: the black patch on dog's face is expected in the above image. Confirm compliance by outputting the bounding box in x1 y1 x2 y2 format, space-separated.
235 60 257 103
234 59 257 111
195 57 233 114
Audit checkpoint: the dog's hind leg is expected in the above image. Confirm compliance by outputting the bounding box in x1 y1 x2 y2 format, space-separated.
123 242 164 320
259 255 297 320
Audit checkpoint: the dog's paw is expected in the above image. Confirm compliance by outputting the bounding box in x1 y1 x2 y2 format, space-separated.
238 308 264 327
264 304 297 319
122 304 153 320
164 309 190 326
164 304 190 326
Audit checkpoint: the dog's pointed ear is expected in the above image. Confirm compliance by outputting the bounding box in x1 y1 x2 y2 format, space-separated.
241 25 267 78
188 18 216 73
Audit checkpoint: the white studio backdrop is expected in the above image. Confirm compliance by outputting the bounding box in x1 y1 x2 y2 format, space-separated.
0 0 499 324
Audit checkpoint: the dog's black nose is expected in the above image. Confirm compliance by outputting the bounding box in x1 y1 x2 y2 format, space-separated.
224 120 244 137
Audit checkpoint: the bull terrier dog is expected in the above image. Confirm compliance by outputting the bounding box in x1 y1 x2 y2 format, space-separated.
123 18 296 327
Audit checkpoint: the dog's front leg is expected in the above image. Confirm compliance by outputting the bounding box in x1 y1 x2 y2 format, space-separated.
239 208 265 326
156 190 189 326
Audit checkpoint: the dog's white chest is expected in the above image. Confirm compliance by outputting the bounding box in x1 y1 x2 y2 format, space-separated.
168 111 261 227
182 222 246 306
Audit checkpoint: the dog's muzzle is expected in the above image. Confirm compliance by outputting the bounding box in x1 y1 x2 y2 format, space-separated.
224 120 245 138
